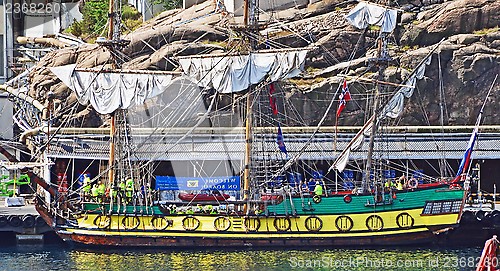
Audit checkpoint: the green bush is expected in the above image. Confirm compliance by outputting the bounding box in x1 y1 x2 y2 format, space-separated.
82 0 109 37
153 0 182 10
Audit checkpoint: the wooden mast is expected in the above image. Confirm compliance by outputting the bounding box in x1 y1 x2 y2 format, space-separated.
243 91 252 214
363 33 390 193
107 0 117 185
242 0 257 214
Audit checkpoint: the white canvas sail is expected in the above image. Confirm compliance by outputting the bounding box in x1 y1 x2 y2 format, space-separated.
345 2 398 33
178 49 309 93
330 115 374 172
50 64 180 114
379 55 431 119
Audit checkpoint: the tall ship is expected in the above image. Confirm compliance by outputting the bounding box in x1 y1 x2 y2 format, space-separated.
5 0 473 247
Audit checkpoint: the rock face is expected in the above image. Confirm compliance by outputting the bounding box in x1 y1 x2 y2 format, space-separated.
28 0 500 127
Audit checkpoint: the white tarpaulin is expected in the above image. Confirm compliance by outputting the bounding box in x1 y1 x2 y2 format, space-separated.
380 55 431 119
50 64 178 114
345 2 398 33
178 49 309 93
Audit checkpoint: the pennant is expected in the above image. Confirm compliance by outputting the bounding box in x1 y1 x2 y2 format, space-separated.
452 126 478 182
276 124 288 155
269 83 278 115
336 80 351 117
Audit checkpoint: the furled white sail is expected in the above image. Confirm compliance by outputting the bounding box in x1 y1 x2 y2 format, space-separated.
332 54 434 172
50 64 179 114
330 115 374 172
345 2 398 33
178 49 309 93
379 55 432 119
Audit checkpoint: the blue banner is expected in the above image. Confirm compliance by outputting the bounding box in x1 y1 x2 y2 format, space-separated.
155 176 241 191
383 170 396 178
342 170 354 179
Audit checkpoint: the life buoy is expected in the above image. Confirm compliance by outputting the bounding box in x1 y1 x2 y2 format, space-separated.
407 179 418 189
313 195 322 204
343 194 352 203
449 183 462 190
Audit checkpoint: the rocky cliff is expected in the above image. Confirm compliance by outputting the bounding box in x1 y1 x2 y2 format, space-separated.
27 0 500 127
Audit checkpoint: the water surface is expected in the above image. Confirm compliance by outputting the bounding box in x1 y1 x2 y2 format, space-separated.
0 244 484 271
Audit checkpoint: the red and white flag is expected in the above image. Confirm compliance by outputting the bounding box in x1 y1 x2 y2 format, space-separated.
336 80 351 117
269 83 278 115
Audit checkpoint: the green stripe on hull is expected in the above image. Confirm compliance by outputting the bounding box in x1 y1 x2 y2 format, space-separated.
84 203 163 215
270 187 464 215
82 187 463 216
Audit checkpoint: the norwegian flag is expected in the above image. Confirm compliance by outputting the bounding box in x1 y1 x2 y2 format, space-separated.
269 83 278 115
336 80 351 117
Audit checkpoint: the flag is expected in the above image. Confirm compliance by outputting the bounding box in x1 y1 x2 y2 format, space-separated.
269 83 278 115
336 80 351 117
452 126 478 182
276 124 288 155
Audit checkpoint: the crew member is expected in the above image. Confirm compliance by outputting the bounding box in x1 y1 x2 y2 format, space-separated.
125 178 134 203
314 181 323 196
97 181 106 202
82 174 91 200
91 183 99 202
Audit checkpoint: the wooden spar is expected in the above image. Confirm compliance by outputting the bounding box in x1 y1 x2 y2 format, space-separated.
176 47 310 59
243 0 249 26
0 84 46 113
351 76 415 88
0 145 18 163
74 68 181 75
24 170 59 198
108 112 116 185
363 33 388 193
243 91 252 214
16 36 69 48
107 0 117 186
108 0 115 41
242 0 254 214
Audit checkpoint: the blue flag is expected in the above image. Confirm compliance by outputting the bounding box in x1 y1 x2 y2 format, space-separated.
276 124 288 155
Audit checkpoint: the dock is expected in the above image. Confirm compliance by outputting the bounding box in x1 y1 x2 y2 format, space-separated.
0 196 53 244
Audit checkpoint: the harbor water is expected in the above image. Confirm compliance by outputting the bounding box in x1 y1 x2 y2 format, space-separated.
0 243 485 271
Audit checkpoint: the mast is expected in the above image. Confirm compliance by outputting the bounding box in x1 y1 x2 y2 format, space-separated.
242 0 258 214
106 0 122 185
107 0 116 185
362 33 391 192
243 92 252 213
